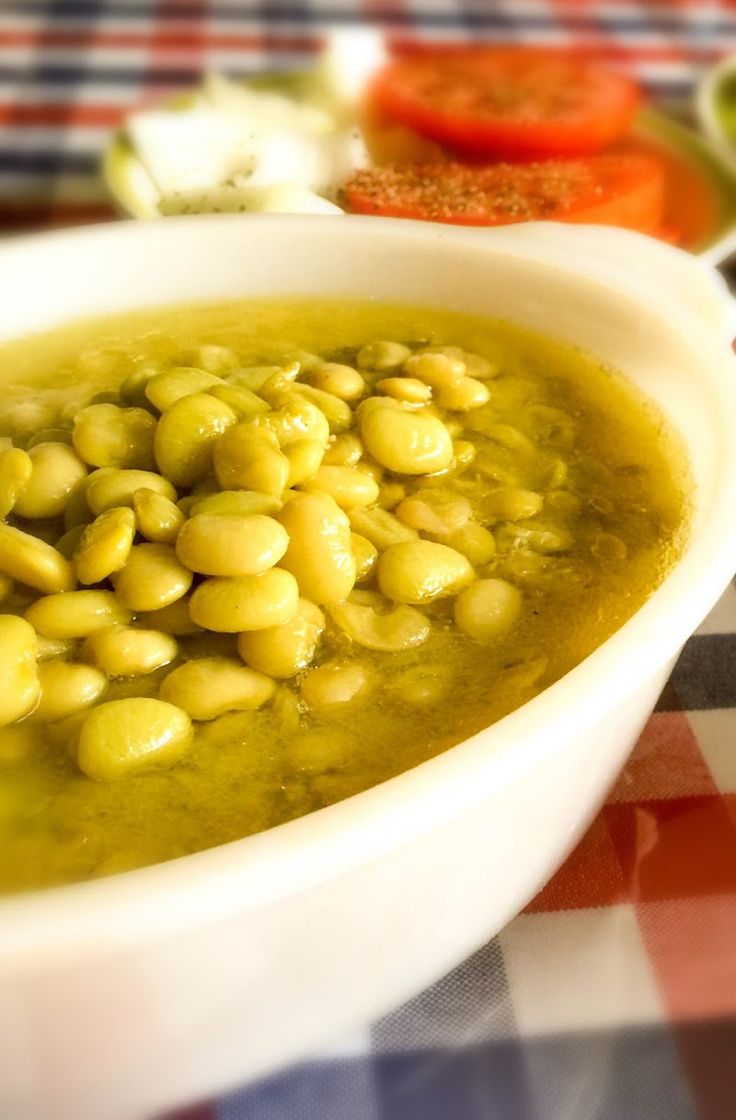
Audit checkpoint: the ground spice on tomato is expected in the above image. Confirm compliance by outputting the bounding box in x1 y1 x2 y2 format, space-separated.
342 161 603 222
415 63 583 121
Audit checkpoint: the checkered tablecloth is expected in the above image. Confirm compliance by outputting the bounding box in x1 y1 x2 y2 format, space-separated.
2 3 736 1120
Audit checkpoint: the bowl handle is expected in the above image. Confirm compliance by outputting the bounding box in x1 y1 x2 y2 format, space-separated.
455 222 736 343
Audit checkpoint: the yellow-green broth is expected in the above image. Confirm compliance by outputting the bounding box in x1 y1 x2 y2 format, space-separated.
0 299 689 891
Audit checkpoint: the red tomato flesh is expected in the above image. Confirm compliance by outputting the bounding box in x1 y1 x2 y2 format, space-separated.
342 154 665 234
369 50 641 159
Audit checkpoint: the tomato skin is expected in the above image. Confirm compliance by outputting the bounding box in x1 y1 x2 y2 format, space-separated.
370 49 641 159
342 154 665 235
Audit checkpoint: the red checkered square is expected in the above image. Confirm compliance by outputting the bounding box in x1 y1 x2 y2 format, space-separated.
638 895 736 1020
610 712 718 803
605 796 736 902
525 812 626 913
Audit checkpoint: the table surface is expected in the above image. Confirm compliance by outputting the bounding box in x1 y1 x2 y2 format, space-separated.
2 4 736 1119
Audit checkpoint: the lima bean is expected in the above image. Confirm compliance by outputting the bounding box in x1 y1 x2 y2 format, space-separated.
378 540 474 605
454 579 522 642
277 492 356 605
309 363 365 402
145 367 223 411
33 661 107 723
213 424 289 495
0 522 75 593
77 698 193 781
328 593 430 652
237 598 324 678
360 405 453 475
13 443 88 520
189 568 299 632
133 488 185 544
0 447 32 518
26 589 131 639
299 465 379 509
176 513 288 577
300 661 373 712
73 403 156 469
357 341 411 371
0 616 39 726
74 507 136 585
86 468 176 514
160 657 275 720
154 392 237 487
114 543 193 612
83 624 178 677
191 489 281 518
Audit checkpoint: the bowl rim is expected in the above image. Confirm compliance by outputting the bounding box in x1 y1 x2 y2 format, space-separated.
1 214 736 960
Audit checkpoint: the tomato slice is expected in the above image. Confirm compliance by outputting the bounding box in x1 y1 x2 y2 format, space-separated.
369 50 641 159
342 154 665 234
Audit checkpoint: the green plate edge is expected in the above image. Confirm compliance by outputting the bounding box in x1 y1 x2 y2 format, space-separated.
102 93 736 260
635 107 736 259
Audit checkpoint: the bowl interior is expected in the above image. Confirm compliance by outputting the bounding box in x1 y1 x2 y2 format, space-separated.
0 215 723 513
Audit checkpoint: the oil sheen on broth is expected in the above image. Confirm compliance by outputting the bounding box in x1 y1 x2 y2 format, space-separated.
0 300 689 891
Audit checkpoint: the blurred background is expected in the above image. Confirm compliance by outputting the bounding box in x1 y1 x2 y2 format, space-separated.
2 1 736 234
3 4 736 1120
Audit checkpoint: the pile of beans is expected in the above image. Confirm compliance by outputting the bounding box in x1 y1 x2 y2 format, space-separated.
0 340 554 781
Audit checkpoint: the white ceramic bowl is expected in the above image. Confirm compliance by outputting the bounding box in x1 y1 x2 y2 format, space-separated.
1 217 736 1120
